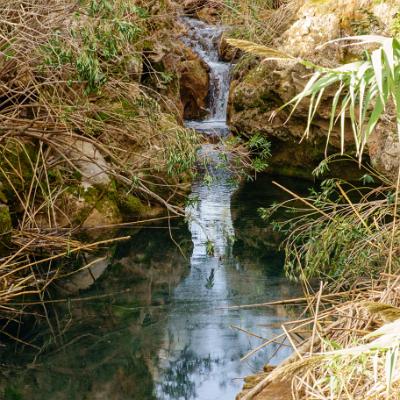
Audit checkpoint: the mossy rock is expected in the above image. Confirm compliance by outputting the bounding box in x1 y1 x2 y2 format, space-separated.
0 204 12 250
64 185 122 228
116 194 149 218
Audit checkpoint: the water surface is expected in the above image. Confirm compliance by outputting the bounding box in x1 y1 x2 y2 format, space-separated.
0 173 308 400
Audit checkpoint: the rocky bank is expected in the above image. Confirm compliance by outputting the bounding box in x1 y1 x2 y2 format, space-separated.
227 0 400 181
0 0 212 244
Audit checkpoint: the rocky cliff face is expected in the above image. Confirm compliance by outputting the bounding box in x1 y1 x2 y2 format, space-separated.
228 0 400 180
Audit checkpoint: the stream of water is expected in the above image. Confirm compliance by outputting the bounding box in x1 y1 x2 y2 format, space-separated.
182 18 231 136
0 18 309 400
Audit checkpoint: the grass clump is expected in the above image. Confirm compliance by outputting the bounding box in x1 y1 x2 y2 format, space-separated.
261 168 397 283
240 164 400 399
41 0 146 93
238 279 400 400
219 0 299 44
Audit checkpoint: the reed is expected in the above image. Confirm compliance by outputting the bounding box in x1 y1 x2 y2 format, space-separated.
238 272 400 400
0 0 199 339
237 169 400 399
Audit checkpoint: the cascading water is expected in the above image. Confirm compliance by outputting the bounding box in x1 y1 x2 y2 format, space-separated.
154 19 295 400
181 18 231 136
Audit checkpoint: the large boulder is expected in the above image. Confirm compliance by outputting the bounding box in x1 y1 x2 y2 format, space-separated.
176 47 210 119
145 37 210 120
229 60 358 178
228 0 400 180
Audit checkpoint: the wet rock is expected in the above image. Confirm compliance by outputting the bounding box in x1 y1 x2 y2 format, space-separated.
147 38 210 120
176 45 210 119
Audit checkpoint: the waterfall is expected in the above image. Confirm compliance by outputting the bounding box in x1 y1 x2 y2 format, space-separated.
181 17 231 136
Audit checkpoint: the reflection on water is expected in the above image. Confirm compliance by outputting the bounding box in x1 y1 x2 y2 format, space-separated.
152 147 301 400
0 172 309 400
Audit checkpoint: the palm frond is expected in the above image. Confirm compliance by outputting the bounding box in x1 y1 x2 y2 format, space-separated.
226 38 295 60
228 35 400 160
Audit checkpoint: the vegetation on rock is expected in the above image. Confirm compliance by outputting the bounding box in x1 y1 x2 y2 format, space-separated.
0 0 204 330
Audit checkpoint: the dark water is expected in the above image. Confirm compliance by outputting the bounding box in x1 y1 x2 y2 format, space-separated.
0 173 309 400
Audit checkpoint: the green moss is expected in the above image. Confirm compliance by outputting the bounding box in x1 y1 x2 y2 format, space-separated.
66 184 120 225
117 194 147 217
0 141 36 198
0 184 7 203
4 386 22 400
0 205 12 250
0 205 12 232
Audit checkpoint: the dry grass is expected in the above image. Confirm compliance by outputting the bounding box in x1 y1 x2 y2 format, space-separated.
0 0 199 219
238 274 400 400
237 170 400 399
220 0 302 44
0 0 200 335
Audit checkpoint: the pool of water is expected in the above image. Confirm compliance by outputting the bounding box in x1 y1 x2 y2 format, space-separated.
0 171 310 400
